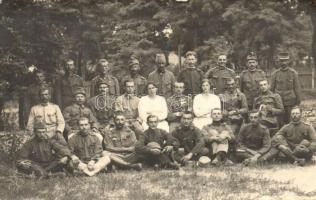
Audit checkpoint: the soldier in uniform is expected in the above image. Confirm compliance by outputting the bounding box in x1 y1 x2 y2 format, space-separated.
135 115 180 170
102 113 143 171
26 87 65 141
148 54 176 97
22 69 53 127
171 112 206 165
177 51 204 95
17 121 73 178
219 78 248 135
68 117 111 176
167 81 193 132
87 80 115 128
235 110 271 165
259 107 316 166
90 58 120 97
114 79 143 139
271 52 301 124
240 52 266 109
201 108 234 166
54 59 84 109
253 79 284 135
121 58 147 96
205 54 236 94
63 87 100 140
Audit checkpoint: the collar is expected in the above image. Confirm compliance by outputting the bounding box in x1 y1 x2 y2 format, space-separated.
291 121 301 125
280 67 289 71
74 103 86 109
40 102 50 106
124 93 135 98
260 90 273 96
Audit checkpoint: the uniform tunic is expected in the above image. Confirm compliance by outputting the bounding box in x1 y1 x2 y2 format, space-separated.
26 103 65 136
237 123 271 154
121 74 147 96
103 126 137 150
68 132 103 163
171 125 205 155
90 74 120 97
87 95 115 126
177 68 203 95
239 69 266 108
63 104 99 132
54 74 84 109
205 66 236 94
148 69 176 97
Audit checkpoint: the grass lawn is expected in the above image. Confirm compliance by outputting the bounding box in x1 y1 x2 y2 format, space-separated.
1 162 316 200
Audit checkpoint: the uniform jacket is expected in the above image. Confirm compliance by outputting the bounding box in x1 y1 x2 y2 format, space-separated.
205 66 236 94
148 69 176 97
103 126 137 149
68 131 103 163
201 122 234 143
87 95 115 125
239 69 266 107
114 94 140 120
171 125 205 155
177 67 203 95
271 67 301 106
90 74 120 97
167 94 192 123
237 123 271 154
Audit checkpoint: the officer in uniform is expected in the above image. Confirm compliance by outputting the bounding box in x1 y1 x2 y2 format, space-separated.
259 107 316 166
17 121 73 178
253 79 284 135
171 111 206 165
201 108 234 166
87 80 115 128
114 79 143 139
63 87 100 140
54 59 84 109
240 52 266 109
271 52 301 124
90 58 120 97
177 51 204 95
167 81 193 132
102 113 143 170
235 110 271 165
121 58 147 96
219 78 248 135
148 54 176 97
205 54 236 94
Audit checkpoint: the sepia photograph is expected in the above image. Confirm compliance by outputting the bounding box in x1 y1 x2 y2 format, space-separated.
1 0 316 199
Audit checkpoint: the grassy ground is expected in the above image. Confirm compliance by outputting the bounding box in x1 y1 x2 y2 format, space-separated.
1 160 316 200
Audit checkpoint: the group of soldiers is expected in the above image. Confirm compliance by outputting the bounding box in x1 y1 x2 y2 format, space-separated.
16 50 316 178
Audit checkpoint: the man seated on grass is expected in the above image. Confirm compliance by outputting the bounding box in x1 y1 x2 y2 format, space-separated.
17 121 73 179
68 117 111 176
135 115 180 170
259 107 316 166
171 111 206 166
201 108 234 166
102 112 143 171
235 110 271 165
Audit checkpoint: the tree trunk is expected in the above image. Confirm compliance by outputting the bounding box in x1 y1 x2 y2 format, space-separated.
311 6 316 69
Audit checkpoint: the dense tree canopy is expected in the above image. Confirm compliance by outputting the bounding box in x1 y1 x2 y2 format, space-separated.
0 0 314 99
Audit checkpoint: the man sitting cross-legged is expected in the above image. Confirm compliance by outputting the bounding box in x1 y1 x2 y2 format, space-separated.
102 112 143 171
17 121 73 178
259 107 316 166
235 110 271 165
201 108 234 166
68 117 111 176
171 111 206 166
135 115 180 170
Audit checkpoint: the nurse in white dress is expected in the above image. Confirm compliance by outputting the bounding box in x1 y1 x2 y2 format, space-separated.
193 79 221 129
138 82 169 132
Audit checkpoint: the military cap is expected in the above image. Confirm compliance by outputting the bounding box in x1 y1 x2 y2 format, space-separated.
34 121 46 130
277 52 290 60
97 79 109 87
146 142 162 150
197 156 211 167
129 59 140 67
185 51 197 58
247 52 257 61
73 87 86 96
98 58 109 65
155 53 166 62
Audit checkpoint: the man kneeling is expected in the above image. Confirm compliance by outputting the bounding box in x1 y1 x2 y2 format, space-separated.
17 121 73 178
68 117 111 176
